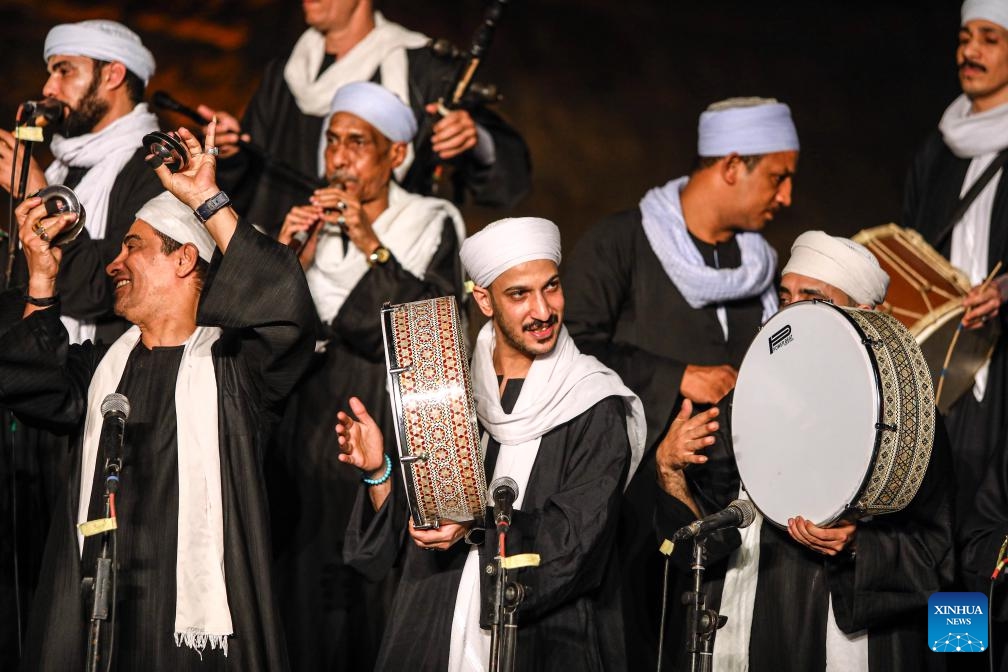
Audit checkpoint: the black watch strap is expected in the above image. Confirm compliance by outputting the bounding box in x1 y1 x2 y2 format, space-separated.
194 191 231 224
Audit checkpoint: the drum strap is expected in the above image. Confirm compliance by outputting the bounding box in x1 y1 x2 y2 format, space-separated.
934 147 1008 250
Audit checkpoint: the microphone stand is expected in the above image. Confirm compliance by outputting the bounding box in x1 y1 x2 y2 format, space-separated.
5 114 42 289
685 538 726 672
83 456 121 672
488 528 527 672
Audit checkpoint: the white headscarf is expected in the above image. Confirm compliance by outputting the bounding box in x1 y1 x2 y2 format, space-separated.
698 98 800 157
136 192 217 262
963 0 1008 29
782 231 890 306
44 20 155 84
459 217 561 287
328 81 417 142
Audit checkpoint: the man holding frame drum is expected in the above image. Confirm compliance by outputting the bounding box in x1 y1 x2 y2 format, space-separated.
655 232 955 672
338 217 646 671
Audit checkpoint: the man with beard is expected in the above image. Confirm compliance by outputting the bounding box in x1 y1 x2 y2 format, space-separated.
0 21 163 666
561 97 798 670
197 0 531 235
654 232 954 671
270 81 466 672
339 216 646 671
903 0 1008 530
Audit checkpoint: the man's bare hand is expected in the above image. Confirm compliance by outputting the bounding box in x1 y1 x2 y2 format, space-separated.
962 280 1003 330
196 105 248 159
409 519 472 551
335 396 386 476
657 399 718 473
16 196 76 289
0 128 47 195
680 364 737 404
787 516 857 557
425 103 478 160
310 187 380 255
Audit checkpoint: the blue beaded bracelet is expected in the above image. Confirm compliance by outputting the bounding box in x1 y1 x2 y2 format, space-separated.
362 454 392 486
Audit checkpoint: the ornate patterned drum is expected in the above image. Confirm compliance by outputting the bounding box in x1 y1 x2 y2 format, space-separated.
854 223 999 413
732 301 935 528
381 296 486 530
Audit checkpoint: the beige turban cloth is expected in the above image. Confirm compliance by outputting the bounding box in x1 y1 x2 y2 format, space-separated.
44 20 156 85
782 231 890 306
135 192 217 262
460 217 561 287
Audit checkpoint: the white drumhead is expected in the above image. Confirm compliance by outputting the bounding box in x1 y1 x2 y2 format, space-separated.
732 302 880 527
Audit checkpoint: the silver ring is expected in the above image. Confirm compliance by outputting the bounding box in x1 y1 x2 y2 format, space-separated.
336 200 347 212
206 146 220 157
336 215 347 227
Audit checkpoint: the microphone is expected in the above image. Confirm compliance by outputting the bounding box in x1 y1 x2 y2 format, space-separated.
487 476 519 534
99 393 130 492
151 90 208 125
671 499 756 543
19 99 65 127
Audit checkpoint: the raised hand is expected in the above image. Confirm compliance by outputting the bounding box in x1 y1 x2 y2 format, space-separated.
425 104 478 160
195 105 248 159
15 195 77 299
335 396 387 476
679 364 737 405
147 122 221 210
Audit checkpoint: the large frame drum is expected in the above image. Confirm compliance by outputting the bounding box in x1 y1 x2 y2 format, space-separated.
732 301 935 528
381 296 486 530
854 223 999 413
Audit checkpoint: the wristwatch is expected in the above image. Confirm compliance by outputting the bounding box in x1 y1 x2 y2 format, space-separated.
367 245 391 267
193 191 231 224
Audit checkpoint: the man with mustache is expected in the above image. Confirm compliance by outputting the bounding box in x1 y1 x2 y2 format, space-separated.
199 0 531 236
904 0 1008 527
339 216 646 671
271 81 467 671
561 96 798 670
0 19 164 345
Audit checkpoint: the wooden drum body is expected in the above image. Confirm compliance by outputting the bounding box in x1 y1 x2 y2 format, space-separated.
381 296 486 530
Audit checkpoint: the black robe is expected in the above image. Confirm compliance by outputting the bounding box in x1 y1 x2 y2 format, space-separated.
561 206 765 670
0 222 316 671
269 217 464 671
654 393 956 672
217 46 531 236
344 386 632 672
902 130 1008 521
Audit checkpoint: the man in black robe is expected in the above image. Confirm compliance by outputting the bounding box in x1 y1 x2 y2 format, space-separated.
0 123 315 671
902 0 1008 520
0 21 165 666
269 81 466 671
561 97 799 670
339 216 646 671
656 232 955 671
198 0 531 235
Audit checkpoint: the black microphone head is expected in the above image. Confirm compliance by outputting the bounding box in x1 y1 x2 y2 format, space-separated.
487 476 519 505
151 90 181 112
101 393 130 420
729 499 757 529
21 98 66 126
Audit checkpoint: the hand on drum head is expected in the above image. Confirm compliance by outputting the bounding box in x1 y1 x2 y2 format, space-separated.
679 364 737 405
409 518 472 551
657 399 718 473
786 516 857 557
962 281 1003 330
335 396 387 477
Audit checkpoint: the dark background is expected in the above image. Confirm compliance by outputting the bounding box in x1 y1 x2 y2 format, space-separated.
0 0 964 255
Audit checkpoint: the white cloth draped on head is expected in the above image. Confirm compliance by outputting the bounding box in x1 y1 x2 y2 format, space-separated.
459 217 561 287
45 103 160 345
698 100 800 157
962 0 1008 30
136 191 218 263
329 81 417 142
79 325 232 655
282 12 428 181
44 19 155 84
782 231 890 306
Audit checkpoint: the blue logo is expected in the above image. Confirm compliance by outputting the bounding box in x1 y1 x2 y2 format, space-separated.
929 592 988 653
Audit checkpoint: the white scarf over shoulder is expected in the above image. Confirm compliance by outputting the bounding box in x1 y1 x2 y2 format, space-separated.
447 323 646 672
305 182 464 324
283 13 428 181
45 104 159 344
78 325 232 656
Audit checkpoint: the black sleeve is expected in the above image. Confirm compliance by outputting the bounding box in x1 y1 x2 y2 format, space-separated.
563 213 687 446
197 220 317 407
828 412 956 631
330 218 462 362
960 425 1008 620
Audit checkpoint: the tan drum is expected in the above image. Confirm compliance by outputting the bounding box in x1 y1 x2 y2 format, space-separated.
854 223 999 413
732 301 935 527
381 296 486 530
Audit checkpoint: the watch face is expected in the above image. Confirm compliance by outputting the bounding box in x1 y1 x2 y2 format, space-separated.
209 192 229 208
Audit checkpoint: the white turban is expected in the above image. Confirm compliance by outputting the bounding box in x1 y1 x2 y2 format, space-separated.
460 217 561 287
135 192 217 263
782 231 890 307
44 20 155 85
963 0 1008 29
329 81 417 143
698 99 800 157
